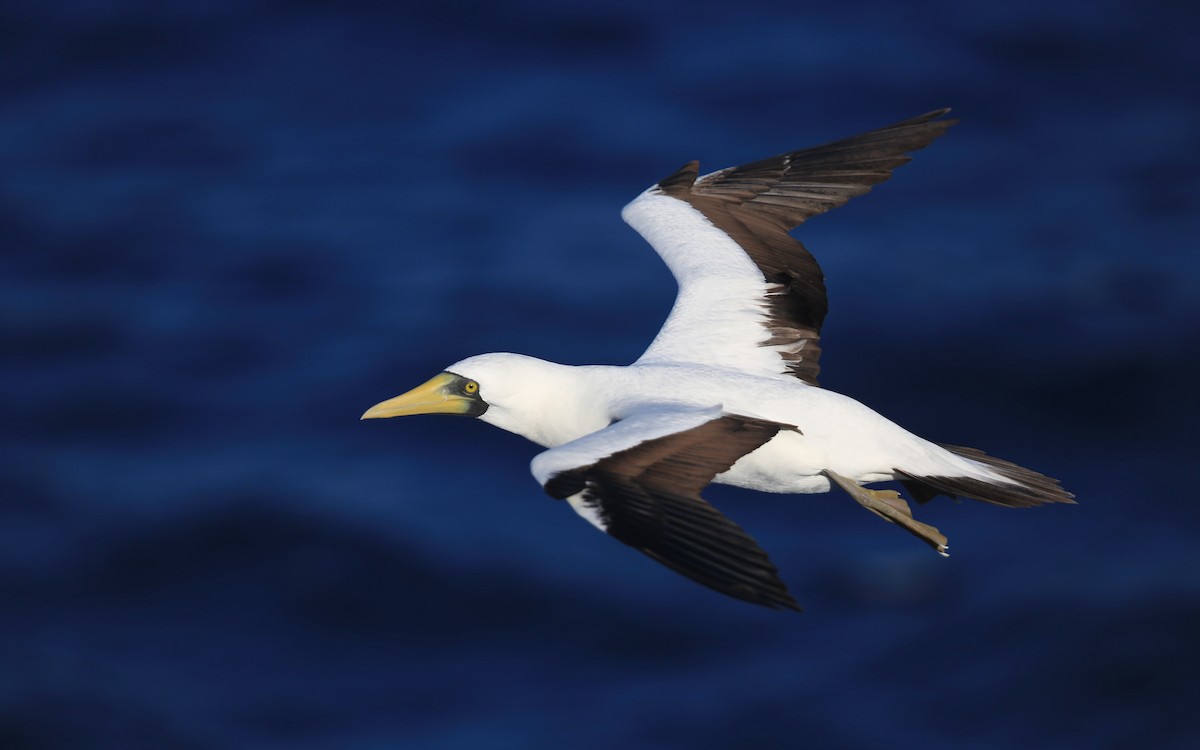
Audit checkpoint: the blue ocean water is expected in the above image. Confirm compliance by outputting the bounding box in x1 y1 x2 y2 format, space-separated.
2 1 1198 747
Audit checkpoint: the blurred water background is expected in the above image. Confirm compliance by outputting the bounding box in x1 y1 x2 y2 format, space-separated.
2 1 1198 747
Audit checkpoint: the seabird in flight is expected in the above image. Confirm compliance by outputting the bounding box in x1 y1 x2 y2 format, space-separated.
362 109 1073 611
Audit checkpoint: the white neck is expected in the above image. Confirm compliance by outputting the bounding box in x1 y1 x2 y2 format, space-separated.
452 353 614 448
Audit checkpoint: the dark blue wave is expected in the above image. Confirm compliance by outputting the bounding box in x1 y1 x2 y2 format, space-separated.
2 0 1198 747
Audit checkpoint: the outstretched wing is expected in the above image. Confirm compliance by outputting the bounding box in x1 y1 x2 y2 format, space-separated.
622 109 956 385
531 405 800 610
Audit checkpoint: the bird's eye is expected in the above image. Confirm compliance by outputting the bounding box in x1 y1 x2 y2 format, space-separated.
463 380 479 395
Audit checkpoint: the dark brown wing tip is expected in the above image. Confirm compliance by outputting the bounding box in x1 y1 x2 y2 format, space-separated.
866 107 958 149
913 107 952 121
643 545 802 612
892 107 956 128
770 592 804 612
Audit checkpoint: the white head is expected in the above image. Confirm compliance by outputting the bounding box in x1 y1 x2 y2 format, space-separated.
361 352 581 445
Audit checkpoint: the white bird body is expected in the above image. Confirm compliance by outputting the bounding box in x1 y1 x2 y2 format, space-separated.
363 110 1073 610
454 353 1000 495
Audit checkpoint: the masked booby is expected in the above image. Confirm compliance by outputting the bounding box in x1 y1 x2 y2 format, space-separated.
362 109 1073 611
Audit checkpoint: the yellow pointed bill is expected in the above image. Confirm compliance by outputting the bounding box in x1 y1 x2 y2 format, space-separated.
361 372 475 419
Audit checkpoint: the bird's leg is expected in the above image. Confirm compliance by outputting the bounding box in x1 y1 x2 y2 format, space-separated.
822 470 949 556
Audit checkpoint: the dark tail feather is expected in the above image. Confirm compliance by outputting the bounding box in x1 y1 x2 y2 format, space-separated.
896 444 1075 509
